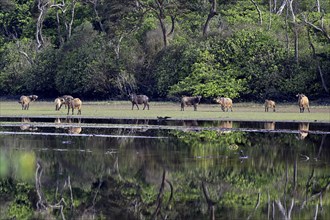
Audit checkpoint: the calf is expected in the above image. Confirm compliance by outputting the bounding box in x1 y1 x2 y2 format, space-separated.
296 93 310 113
55 97 65 111
181 96 202 111
129 93 149 110
264 99 276 112
18 95 38 110
214 97 233 112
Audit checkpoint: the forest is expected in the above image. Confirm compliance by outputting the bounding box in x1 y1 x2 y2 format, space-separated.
0 0 329 102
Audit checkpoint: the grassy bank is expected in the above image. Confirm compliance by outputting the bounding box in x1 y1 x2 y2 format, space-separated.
1 101 329 122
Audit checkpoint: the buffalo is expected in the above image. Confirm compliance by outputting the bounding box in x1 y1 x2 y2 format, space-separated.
18 95 38 110
296 93 310 113
54 97 65 111
264 99 276 112
61 95 74 109
66 98 82 115
181 96 202 111
214 97 233 112
129 93 149 110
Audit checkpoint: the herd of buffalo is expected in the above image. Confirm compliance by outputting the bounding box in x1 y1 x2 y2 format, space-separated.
18 93 311 115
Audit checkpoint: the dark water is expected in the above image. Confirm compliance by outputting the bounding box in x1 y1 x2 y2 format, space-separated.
0 117 329 219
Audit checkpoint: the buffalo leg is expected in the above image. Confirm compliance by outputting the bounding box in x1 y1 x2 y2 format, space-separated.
132 103 139 110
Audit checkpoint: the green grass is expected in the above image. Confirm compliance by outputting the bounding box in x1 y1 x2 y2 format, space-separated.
1 101 329 122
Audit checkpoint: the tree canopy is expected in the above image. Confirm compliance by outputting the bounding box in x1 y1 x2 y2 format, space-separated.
0 0 329 101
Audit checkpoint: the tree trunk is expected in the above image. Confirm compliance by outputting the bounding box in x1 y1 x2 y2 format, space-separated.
316 0 320 12
276 0 287 15
288 0 299 64
36 0 50 49
203 0 217 37
250 0 262 25
268 0 272 30
307 28 329 93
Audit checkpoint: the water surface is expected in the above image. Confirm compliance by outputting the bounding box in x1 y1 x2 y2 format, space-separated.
0 117 329 219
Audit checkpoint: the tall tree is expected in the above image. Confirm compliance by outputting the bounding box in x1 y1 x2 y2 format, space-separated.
137 0 177 48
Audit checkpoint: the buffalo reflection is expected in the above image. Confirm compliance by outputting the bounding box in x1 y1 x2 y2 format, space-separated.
263 121 275 130
20 118 38 131
297 122 309 140
54 117 82 134
219 121 233 133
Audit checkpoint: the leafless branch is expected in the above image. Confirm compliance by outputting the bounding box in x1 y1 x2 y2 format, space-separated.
302 14 330 41
250 0 262 25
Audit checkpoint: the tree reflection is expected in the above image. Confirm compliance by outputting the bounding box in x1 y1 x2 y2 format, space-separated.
0 131 329 219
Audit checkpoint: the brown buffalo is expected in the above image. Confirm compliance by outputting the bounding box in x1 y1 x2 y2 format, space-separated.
129 93 149 110
264 99 276 112
67 98 82 115
181 96 202 111
18 95 38 110
296 94 310 113
214 97 233 112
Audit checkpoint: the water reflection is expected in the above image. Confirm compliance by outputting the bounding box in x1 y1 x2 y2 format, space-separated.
297 122 309 140
0 121 329 219
263 121 275 130
20 118 38 131
54 117 82 134
219 121 233 133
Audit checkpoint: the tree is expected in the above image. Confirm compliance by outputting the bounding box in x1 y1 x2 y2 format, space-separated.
137 0 177 48
169 50 245 98
0 39 36 95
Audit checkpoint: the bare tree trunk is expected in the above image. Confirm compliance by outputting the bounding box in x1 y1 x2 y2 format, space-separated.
67 0 77 39
167 15 175 36
203 0 217 37
307 27 329 93
318 65 329 93
273 0 277 12
88 0 105 32
302 14 330 41
276 0 287 15
293 156 298 192
285 3 290 56
36 0 50 49
268 0 272 30
288 0 299 63
56 10 65 47
202 181 216 220
316 0 320 13
250 0 262 25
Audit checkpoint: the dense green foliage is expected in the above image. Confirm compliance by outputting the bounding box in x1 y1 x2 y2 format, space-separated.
0 0 329 101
